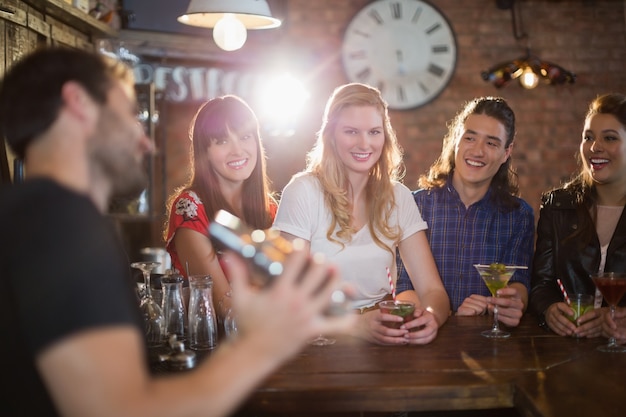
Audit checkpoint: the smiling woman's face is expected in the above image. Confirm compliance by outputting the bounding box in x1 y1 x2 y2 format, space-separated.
581 113 626 186
332 105 384 178
206 127 258 188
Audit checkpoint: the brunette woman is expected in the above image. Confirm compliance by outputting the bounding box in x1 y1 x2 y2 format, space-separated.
530 93 626 337
164 95 276 319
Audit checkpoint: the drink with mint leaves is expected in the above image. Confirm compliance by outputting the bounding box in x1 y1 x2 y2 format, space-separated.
379 300 415 329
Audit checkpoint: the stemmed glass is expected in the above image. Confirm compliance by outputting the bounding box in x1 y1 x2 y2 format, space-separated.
131 261 164 347
309 334 336 346
591 272 626 353
474 264 528 339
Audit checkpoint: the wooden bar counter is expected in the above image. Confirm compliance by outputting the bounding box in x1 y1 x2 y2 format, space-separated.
230 314 624 416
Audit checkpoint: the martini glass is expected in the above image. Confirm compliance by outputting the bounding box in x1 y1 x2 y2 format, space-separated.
308 334 336 346
131 261 164 347
474 264 528 338
591 272 626 353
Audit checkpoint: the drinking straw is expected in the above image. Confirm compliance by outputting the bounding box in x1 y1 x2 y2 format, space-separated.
386 267 397 302
556 278 571 305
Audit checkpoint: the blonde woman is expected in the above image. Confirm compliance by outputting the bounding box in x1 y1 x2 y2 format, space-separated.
274 83 450 345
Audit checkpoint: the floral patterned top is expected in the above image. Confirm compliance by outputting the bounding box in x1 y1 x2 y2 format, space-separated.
165 191 208 277
165 190 276 279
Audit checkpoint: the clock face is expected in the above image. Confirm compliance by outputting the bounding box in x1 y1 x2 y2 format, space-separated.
342 0 457 110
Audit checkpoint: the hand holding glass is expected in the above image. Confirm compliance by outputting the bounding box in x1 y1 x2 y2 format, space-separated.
566 293 594 337
379 300 415 329
591 272 626 353
474 264 527 338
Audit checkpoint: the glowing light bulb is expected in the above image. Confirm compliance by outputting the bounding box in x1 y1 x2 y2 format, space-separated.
213 13 247 51
520 67 539 89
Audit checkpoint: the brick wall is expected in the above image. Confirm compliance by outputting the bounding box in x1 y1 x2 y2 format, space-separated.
162 0 626 230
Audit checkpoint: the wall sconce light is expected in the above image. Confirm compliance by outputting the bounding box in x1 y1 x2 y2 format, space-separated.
178 0 281 51
481 0 575 89
481 50 576 89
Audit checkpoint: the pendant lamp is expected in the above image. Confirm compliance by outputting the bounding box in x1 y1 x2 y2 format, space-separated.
481 0 575 89
178 0 281 51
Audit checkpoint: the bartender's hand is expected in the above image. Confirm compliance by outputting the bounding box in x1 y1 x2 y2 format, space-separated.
602 306 626 344
226 242 355 359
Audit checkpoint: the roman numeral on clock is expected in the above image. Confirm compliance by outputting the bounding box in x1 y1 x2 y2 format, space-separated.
356 67 372 82
397 86 406 102
368 9 384 24
428 63 445 77
426 22 441 35
390 2 401 19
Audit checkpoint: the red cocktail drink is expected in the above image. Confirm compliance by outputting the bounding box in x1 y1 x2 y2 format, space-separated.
591 272 626 353
592 275 626 306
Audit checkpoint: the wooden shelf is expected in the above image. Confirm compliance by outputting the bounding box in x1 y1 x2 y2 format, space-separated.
23 0 117 37
118 29 226 62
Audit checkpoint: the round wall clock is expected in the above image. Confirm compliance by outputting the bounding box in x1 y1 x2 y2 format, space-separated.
341 0 457 110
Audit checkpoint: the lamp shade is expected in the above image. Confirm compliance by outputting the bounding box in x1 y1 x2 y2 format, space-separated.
178 0 281 29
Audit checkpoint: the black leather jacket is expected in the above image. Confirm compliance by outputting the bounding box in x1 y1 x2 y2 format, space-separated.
529 188 626 322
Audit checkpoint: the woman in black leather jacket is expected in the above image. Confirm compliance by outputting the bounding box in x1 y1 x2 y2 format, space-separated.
530 93 626 337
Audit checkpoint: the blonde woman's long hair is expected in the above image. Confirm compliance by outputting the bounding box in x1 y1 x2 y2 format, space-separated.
305 83 404 253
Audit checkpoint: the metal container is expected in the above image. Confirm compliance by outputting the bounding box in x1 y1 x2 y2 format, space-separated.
158 335 196 371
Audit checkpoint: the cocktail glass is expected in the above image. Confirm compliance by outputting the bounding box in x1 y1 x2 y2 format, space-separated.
309 334 336 346
131 261 164 347
566 293 595 335
474 264 528 338
379 300 415 329
591 272 626 353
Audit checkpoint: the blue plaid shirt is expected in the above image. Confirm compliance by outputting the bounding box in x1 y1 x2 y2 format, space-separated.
396 180 535 312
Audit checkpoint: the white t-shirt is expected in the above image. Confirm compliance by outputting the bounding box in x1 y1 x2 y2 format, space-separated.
273 174 427 309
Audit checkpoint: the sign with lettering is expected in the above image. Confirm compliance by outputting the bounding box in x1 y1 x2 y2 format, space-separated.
133 62 263 103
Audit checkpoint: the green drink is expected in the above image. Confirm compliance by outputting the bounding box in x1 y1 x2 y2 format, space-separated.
566 294 594 326
476 263 515 297
483 279 510 297
474 263 527 339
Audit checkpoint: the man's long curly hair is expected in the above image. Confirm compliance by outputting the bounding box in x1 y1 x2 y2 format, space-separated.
418 96 520 211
